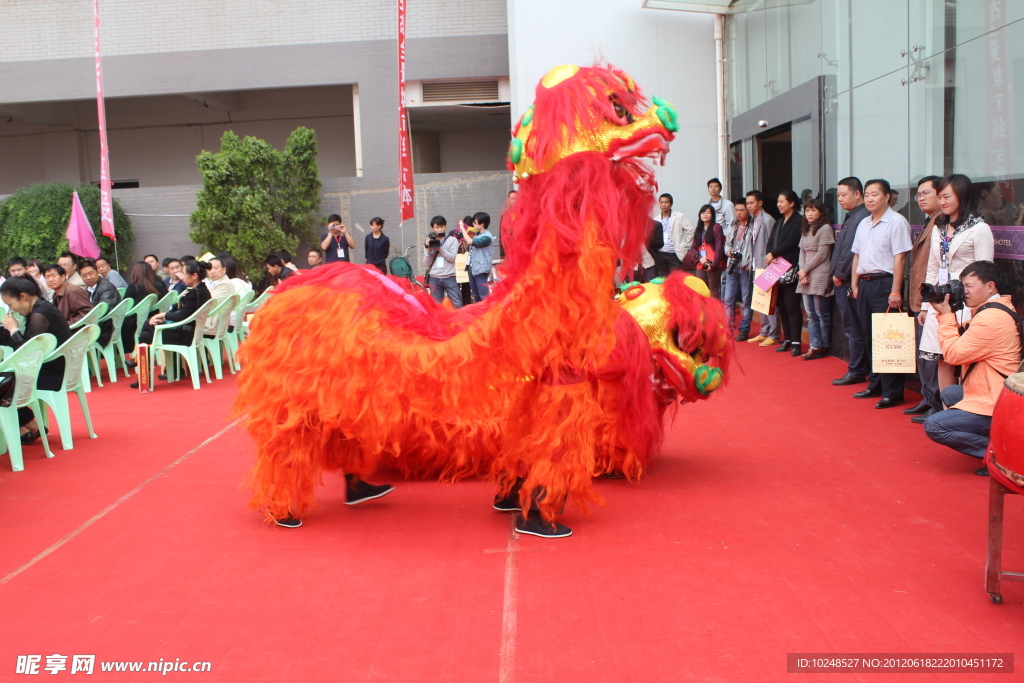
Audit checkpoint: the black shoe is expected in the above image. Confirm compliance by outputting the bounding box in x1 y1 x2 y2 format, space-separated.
910 409 937 424
493 478 524 512
600 471 626 479
903 402 932 415
125 358 137 369
735 332 749 342
832 372 868 386
345 479 395 505
130 381 139 389
874 398 904 409
790 345 803 357
274 515 302 528
514 512 572 538
853 388 882 399
20 430 40 445
775 340 792 352
975 466 990 477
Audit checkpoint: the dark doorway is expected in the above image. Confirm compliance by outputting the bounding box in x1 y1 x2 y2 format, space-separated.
757 124 792 219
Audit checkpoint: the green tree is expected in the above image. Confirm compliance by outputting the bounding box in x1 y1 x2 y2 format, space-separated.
0 182 133 268
189 128 322 276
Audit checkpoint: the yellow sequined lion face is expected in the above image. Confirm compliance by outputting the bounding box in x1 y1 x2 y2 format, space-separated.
507 64 678 184
618 275 726 402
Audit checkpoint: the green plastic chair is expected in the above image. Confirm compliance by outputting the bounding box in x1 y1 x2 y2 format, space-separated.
116 287 127 298
127 293 158 350
155 290 179 315
149 298 216 390
0 333 58 471
37 326 100 451
224 290 254 367
70 302 108 391
91 298 133 383
202 295 239 380
240 287 274 342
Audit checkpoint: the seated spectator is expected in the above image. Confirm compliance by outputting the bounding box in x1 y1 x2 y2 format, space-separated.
308 249 324 268
44 264 93 324
0 275 73 444
25 259 50 299
220 255 252 329
203 257 236 336
164 259 186 293
58 252 87 290
277 250 298 272
144 254 165 280
264 255 294 287
122 261 167 357
79 258 121 347
132 260 213 387
95 256 128 289
7 257 27 278
924 260 1024 475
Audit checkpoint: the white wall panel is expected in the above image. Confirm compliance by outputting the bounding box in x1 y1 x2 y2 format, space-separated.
508 0 718 219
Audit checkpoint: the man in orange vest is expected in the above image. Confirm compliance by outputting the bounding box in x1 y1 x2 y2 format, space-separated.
924 260 1023 475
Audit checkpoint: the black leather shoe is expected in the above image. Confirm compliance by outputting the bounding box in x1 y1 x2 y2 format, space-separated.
975 466 990 476
775 340 792 352
790 345 802 357
874 398 904 409
735 332 749 342
910 409 936 424
832 373 868 386
853 388 882 399
903 402 932 415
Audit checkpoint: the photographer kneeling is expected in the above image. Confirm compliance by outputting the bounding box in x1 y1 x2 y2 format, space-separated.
924 260 1023 475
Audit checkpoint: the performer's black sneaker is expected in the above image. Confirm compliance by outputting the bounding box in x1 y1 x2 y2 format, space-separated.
274 515 302 528
493 478 524 511
345 479 395 505
514 513 572 538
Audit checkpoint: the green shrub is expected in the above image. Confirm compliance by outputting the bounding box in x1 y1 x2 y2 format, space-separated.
0 182 133 268
190 127 322 277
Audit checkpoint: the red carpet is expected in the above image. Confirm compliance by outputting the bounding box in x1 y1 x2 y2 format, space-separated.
0 346 1021 682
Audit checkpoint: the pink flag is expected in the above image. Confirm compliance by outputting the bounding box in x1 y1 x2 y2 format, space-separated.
66 191 101 259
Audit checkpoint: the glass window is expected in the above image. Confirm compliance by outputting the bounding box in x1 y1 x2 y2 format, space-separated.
850 0 909 88
850 68 909 185
792 116 815 198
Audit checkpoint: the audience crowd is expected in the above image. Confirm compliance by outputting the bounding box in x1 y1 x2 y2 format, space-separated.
2 185 1020 475
643 175 1023 477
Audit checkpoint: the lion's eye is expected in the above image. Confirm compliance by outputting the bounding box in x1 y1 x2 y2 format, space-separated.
611 99 633 124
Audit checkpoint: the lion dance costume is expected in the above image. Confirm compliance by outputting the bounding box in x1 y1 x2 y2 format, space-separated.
236 64 732 536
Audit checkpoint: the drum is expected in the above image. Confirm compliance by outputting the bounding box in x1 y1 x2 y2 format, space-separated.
987 372 1024 495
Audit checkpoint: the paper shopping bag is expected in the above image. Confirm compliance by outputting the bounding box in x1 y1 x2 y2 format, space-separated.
751 268 777 316
871 310 916 374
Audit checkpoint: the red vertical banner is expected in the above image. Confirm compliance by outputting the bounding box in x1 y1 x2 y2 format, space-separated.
397 0 415 223
94 0 115 240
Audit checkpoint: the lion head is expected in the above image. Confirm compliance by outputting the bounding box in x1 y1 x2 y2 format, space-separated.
507 64 678 193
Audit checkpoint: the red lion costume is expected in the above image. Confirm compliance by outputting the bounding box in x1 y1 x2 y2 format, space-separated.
235 64 731 531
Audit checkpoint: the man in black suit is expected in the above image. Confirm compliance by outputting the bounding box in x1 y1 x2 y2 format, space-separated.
79 258 121 347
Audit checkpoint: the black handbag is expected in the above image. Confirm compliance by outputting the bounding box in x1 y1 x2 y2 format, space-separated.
778 265 799 286
0 371 14 408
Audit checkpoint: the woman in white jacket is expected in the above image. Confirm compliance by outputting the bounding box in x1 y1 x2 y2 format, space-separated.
918 174 994 391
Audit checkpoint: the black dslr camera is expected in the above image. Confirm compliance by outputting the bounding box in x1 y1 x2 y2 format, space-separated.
920 279 966 312
426 231 443 249
724 250 743 276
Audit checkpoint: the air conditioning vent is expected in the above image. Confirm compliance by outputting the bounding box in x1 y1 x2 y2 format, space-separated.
422 80 500 103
